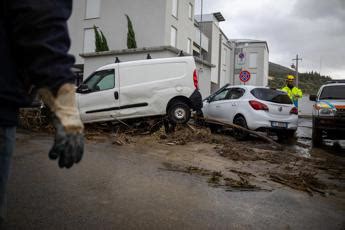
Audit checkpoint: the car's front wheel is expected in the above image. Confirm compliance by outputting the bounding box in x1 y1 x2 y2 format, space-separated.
167 101 191 124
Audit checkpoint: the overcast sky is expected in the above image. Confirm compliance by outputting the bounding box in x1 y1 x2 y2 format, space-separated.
195 0 345 79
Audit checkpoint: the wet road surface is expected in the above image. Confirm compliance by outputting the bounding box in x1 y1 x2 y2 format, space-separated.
4 127 345 230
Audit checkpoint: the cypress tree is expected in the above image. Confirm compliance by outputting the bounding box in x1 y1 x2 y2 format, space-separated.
93 25 103 52
125 14 137 49
93 25 110 52
100 30 109 51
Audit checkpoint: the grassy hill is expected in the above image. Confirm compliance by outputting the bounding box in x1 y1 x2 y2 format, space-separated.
268 62 332 95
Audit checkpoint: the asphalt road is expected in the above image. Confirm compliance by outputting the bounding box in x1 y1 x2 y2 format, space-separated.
4 130 345 230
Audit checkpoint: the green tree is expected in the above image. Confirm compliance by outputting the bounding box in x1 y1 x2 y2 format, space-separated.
93 25 103 52
93 25 109 52
100 30 109 51
125 14 137 49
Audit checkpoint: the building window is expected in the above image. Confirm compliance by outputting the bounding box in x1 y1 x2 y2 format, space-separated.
187 38 192 54
85 0 101 19
249 53 258 68
172 0 178 18
188 3 193 20
83 28 95 53
170 26 177 47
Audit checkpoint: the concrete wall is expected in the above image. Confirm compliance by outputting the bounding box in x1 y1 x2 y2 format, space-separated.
82 50 178 78
196 63 212 98
299 95 314 116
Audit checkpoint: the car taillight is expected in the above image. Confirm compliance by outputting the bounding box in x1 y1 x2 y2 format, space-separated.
290 107 298 115
249 100 269 111
193 69 199 89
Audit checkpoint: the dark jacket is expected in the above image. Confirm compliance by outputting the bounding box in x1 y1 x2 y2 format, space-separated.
0 0 75 126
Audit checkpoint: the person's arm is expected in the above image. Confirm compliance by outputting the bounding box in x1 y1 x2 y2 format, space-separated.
7 0 75 93
7 0 84 168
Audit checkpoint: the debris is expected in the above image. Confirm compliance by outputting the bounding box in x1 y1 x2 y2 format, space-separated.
229 169 256 178
204 118 284 150
207 171 223 185
160 163 265 192
269 172 328 196
224 177 263 192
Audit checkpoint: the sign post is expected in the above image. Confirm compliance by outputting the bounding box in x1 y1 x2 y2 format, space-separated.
239 70 251 85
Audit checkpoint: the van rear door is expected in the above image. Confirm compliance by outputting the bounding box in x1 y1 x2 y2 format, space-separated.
77 68 120 123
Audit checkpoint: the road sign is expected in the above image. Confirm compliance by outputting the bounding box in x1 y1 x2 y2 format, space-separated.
239 70 251 83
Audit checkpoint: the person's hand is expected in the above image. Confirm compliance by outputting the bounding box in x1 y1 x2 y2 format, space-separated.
39 84 84 168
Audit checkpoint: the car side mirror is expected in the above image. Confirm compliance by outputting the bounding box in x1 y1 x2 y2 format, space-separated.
76 84 91 94
309 95 317 101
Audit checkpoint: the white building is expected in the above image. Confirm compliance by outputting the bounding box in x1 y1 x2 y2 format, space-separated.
69 0 198 65
230 39 269 87
68 0 269 97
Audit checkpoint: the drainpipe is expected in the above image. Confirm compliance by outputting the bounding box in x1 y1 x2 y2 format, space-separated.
218 33 222 88
232 42 236 85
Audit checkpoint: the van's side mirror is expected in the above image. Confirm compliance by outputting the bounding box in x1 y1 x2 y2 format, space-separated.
77 84 91 94
309 95 317 101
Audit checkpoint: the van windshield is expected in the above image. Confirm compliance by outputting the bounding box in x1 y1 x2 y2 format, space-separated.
319 85 345 100
251 88 292 104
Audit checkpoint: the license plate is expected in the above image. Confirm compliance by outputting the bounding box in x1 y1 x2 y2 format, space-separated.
271 121 288 128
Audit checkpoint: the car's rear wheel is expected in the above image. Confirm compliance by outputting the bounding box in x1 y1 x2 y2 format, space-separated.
168 101 191 124
233 115 249 140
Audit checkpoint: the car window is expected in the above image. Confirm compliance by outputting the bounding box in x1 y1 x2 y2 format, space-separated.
227 88 245 100
212 88 231 102
319 85 345 100
84 69 115 92
251 88 292 104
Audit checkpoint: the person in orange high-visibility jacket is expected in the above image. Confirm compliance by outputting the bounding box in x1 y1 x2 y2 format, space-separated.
281 75 303 107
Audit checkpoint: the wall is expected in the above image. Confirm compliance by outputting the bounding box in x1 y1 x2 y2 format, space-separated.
299 95 313 116
164 0 196 54
219 35 232 88
196 62 211 98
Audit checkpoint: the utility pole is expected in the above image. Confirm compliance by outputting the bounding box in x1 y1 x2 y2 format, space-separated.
292 54 302 87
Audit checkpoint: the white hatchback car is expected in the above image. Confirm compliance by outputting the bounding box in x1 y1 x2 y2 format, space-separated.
202 85 298 139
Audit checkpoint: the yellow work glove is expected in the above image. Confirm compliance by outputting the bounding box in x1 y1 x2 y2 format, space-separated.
38 83 84 168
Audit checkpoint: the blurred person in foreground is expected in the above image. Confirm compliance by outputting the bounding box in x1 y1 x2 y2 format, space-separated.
0 0 84 226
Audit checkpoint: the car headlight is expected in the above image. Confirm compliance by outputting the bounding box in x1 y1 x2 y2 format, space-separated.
315 102 336 116
319 108 335 115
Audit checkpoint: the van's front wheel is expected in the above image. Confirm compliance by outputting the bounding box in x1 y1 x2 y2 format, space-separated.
168 102 191 124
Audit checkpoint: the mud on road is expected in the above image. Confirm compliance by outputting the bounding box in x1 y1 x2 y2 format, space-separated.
82 122 345 198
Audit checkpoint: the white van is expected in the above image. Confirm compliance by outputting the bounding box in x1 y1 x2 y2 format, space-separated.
76 56 202 124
